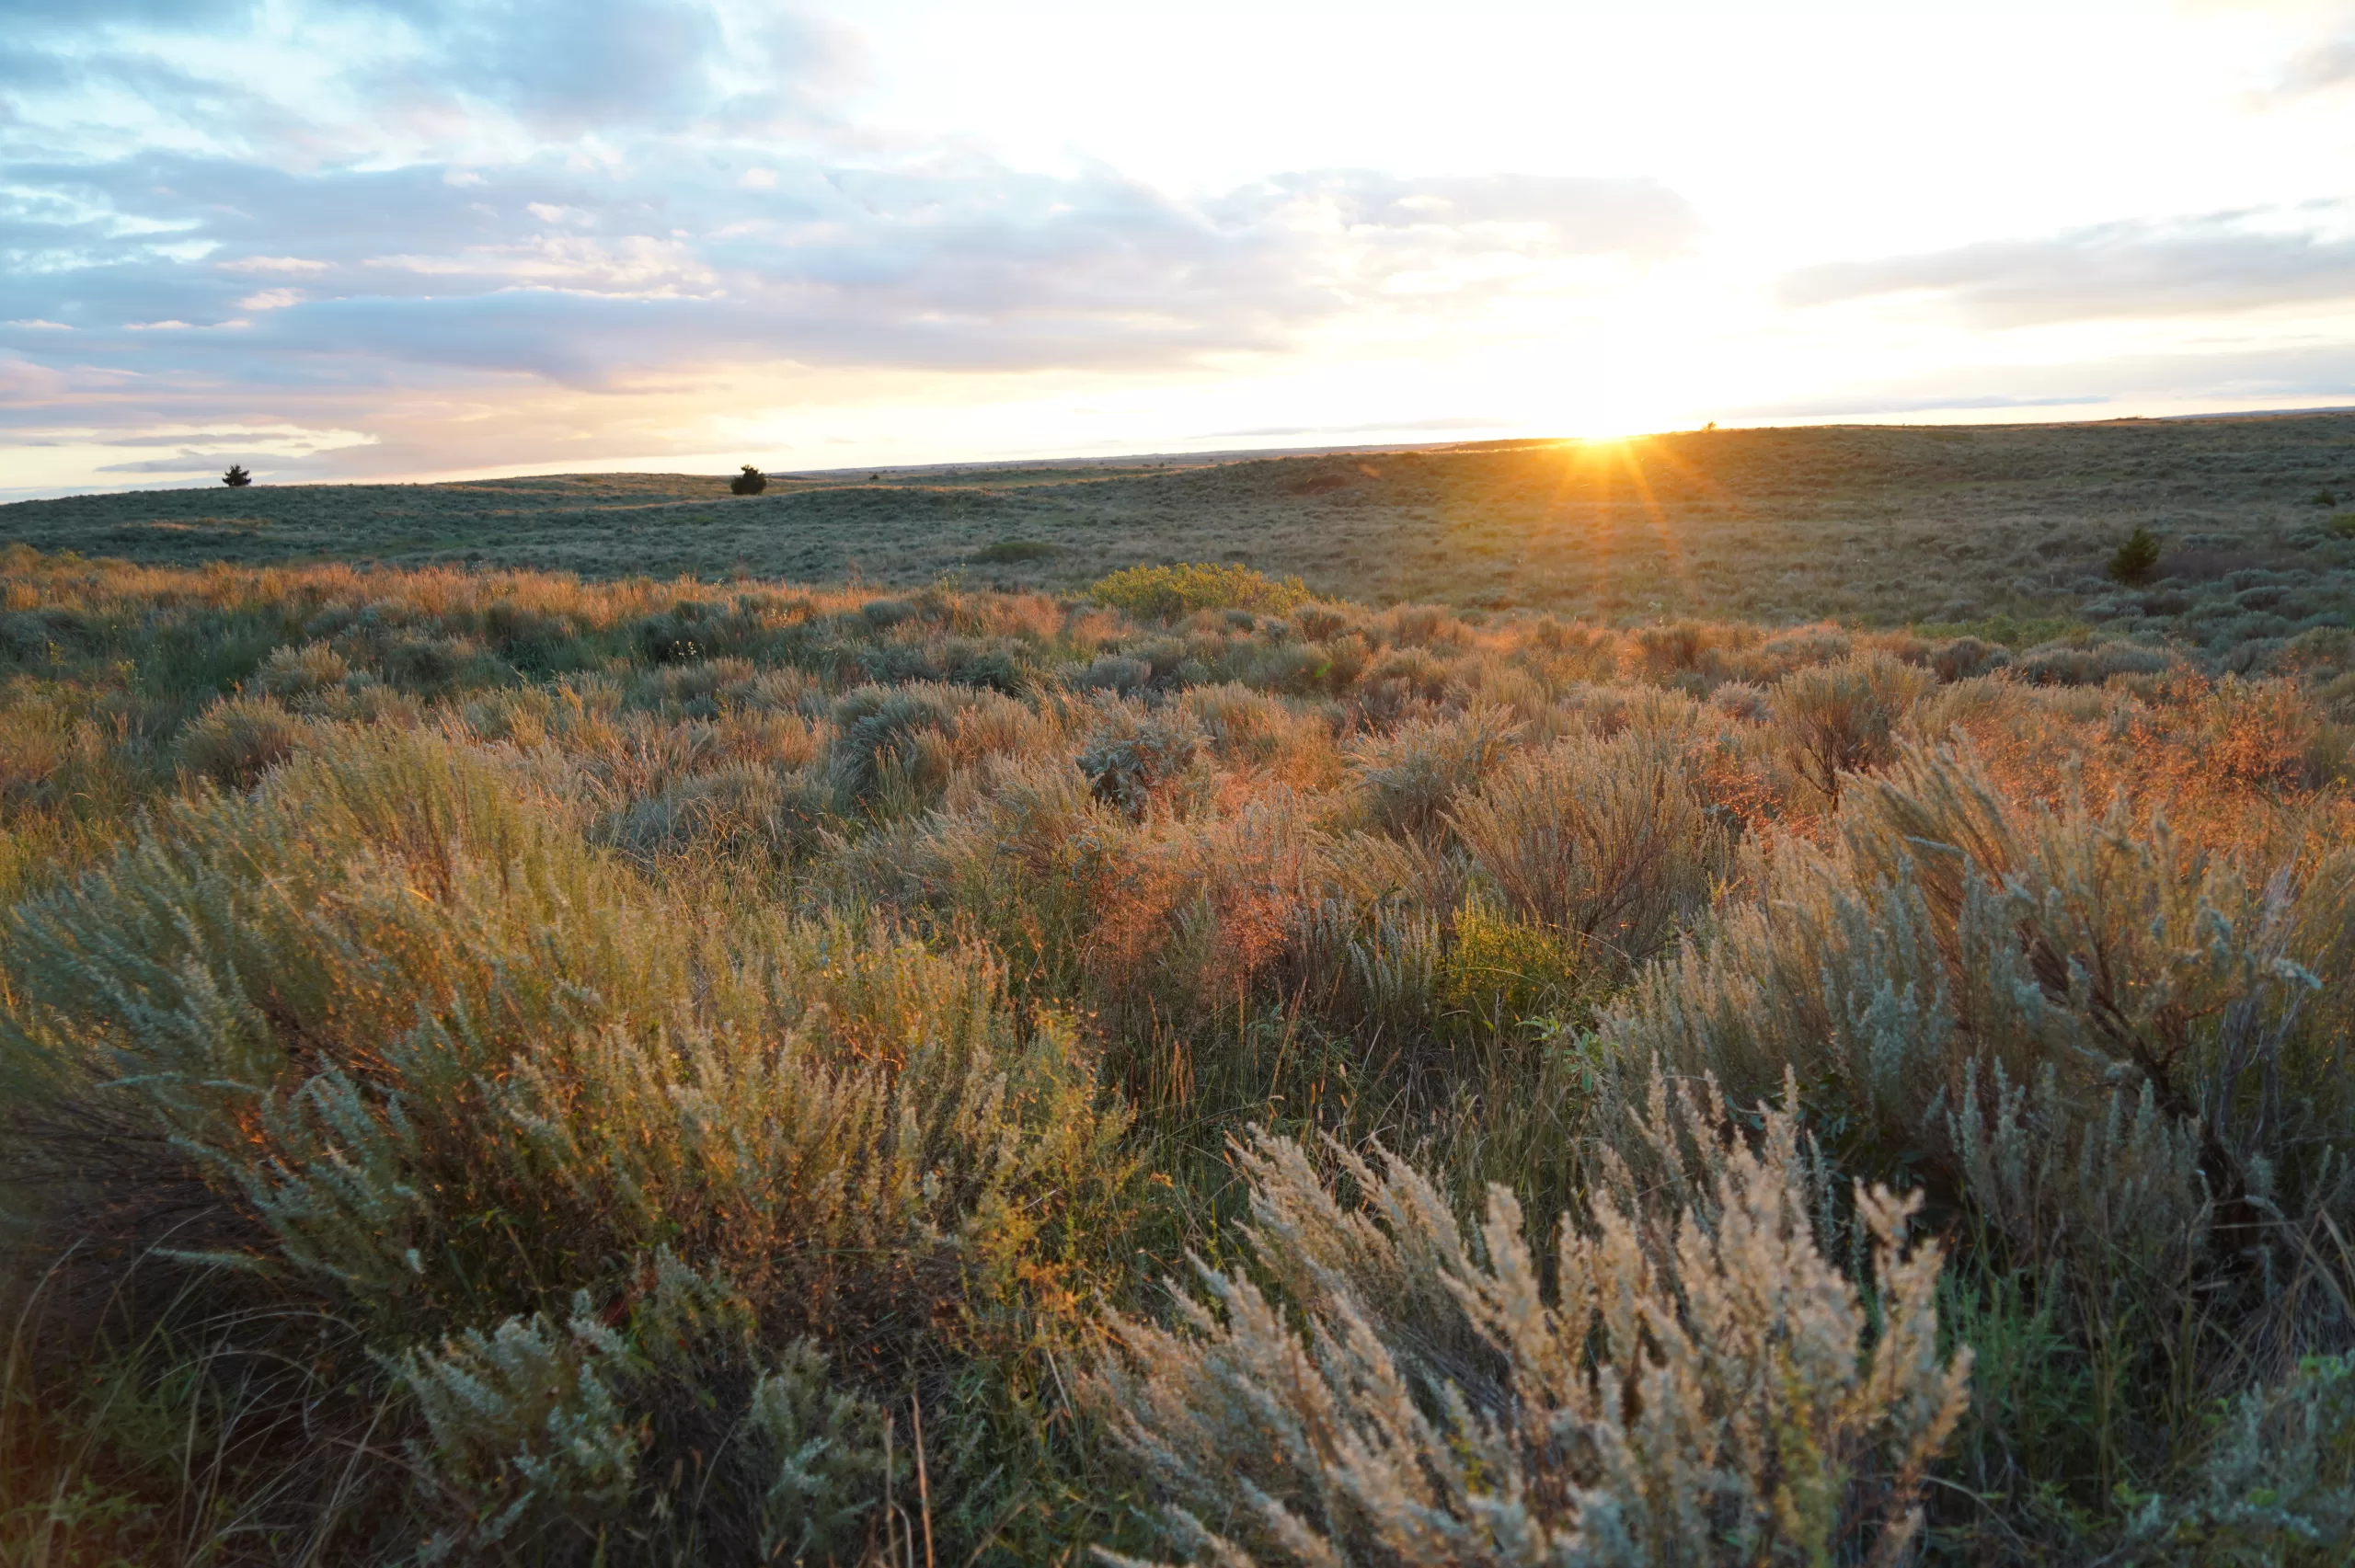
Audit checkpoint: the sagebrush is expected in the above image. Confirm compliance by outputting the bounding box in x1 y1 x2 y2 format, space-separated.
0 546 2349 1564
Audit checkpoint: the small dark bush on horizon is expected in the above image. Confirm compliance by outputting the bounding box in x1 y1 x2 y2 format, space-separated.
2108 524 2163 585
222 464 252 487
729 464 767 496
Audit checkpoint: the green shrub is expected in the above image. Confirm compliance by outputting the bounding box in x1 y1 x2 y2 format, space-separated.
729 464 767 496
1076 708 1202 817
222 464 252 487
2108 526 2164 585
174 694 306 787
1074 653 1153 694
1600 743 2355 1540
1447 730 1727 972
250 640 351 709
1350 703 1522 840
607 762 831 866
1435 896 1585 1036
825 681 1040 808
2145 1353 2355 1564
1090 1080 1970 1567
1088 563 1312 620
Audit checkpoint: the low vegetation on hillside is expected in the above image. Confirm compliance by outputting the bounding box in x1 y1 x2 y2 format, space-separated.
8 413 2355 647
1 544 2351 1564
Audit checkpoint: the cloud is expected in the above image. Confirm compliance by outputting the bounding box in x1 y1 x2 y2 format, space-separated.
1249 171 1698 259
1727 340 2355 422
1732 393 2106 420
0 0 258 22
355 0 729 132
96 452 245 472
0 150 1698 388
1781 210 2355 326
2268 21 2355 102
96 426 360 446
1203 416 1508 439
2 0 854 162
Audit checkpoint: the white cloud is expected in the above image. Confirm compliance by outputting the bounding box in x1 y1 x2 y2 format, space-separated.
2270 29 2355 100
2 147 1695 386
1783 208 2355 326
219 256 330 272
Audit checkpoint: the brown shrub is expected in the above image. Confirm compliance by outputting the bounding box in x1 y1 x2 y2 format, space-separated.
1772 651 1932 805
176 696 307 788
1448 731 1727 970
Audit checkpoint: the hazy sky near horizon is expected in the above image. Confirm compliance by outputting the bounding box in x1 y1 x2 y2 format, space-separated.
7 0 2355 495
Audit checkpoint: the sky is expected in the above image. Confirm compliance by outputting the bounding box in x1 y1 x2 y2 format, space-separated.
6 0 2355 497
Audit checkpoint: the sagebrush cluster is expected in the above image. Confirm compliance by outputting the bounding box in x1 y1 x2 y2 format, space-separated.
1 548 2350 1565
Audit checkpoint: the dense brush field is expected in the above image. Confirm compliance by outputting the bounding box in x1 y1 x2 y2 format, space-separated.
3 541 2354 1564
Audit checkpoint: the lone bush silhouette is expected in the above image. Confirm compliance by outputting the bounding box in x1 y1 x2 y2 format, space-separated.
222 464 252 487
730 464 767 496
2108 525 2163 585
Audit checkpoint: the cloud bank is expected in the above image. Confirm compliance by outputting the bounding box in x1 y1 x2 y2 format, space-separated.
0 155 1695 379
1781 209 2355 326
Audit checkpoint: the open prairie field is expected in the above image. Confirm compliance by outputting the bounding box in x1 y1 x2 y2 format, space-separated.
8 411 2355 653
2 421 2353 1568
